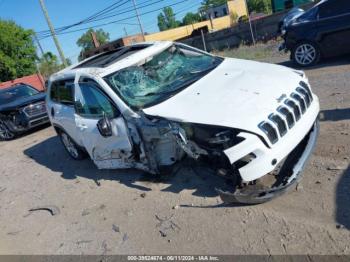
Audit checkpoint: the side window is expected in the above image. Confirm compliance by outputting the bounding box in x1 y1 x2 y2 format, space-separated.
76 83 118 119
319 0 350 19
58 83 74 105
50 80 74 105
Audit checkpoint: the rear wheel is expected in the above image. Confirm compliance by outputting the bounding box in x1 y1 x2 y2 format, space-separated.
292 41 320 67
59 131 86 160
0 120 15 141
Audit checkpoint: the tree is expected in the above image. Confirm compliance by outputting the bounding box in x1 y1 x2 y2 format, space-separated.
182 12 202 25
247 0 272 14
0 19 37 82
38 52 65 79
201 0 227 11
157 7 181 31
76 28 110 53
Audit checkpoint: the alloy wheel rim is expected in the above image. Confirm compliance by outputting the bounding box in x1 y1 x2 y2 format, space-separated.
0 121 14 140
295 44 316 65
61 133 79 158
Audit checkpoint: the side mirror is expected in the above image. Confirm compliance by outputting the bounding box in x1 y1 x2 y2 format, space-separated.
97 113 112 137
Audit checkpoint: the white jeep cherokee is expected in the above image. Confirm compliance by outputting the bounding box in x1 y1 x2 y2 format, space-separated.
47 41 319 204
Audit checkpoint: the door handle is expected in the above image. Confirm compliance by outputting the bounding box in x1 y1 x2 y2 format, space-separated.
78 124 88 131
51 107 55 117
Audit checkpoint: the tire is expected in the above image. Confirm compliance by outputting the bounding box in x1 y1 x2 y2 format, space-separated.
58 131 87 160
291 41 320 67
0 120 15 141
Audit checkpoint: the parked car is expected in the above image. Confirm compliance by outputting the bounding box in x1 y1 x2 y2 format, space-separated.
279 0 350 67
47 41 319 204
0 84 49 140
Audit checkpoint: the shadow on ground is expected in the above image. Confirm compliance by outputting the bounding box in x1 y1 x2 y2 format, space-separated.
23 136 231 200
336 167 350 230
319 108 350 122
278 55 350 70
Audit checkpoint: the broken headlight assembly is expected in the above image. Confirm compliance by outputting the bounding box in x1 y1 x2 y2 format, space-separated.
178 123 244 151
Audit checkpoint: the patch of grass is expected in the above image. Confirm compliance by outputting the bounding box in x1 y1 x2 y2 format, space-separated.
212 40 287 63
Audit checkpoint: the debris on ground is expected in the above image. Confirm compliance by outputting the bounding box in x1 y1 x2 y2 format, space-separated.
7 230 22 236
76 240 93 245
155 214 181 238
172 205 179 210
140 192 146 198
327 162 348 171
28 205 60 216
0 187 6 193
112 224 120 233
122 233 128 242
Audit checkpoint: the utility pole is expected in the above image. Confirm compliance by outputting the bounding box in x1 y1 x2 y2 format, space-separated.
123 27 128 37
243 0 256 45
38 0 67 66
131 0 145 39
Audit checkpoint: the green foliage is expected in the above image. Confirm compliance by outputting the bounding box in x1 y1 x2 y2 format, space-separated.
0 19 37 82
157 7 181 31
76 28 110 53
247 0 272 14
38 52 65 79
201 0 227 11
182 12 202 25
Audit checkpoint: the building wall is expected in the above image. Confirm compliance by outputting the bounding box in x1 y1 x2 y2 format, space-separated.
145 0 247 42
0 74 46 91
227 0 247 17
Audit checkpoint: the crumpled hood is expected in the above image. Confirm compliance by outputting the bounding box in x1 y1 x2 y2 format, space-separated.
143 58 304 137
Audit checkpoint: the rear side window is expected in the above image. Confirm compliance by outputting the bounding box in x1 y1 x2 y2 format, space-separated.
50 79 74 105
319 0 350 19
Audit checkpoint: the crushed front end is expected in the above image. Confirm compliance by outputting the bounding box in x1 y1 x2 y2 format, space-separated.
142 81 320 204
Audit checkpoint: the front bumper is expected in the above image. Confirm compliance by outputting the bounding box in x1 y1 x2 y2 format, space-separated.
217 120 319 204
5 113 50 134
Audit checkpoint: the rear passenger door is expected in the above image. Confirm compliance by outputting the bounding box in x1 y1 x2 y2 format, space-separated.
49 79 80 143
317 0 350 56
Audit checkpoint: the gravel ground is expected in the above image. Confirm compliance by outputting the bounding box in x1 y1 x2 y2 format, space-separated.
0 52 349 255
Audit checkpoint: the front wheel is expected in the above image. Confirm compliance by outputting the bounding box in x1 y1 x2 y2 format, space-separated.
59 131 87 160
0 120 15 141
292 41 320 67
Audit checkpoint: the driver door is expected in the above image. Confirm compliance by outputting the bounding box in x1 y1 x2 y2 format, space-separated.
74 80 134 169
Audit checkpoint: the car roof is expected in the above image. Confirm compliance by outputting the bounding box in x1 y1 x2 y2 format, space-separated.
50 41 172 82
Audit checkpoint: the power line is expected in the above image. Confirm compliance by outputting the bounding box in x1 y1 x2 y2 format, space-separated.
35 0 162 37
36 0 130 36
37 0 191 40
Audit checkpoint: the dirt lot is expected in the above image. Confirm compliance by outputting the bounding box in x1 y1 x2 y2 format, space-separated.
0 51 349 255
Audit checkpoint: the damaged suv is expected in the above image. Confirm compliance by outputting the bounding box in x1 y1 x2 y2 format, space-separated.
47 42 319 204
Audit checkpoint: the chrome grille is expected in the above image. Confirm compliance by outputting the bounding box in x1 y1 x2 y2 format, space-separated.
291 93 306 114
296 87 311 107
277 106 294 128
285 99 301 121
269 113 287 137
259 121 278 144
259 82 313 144
23 102 46 117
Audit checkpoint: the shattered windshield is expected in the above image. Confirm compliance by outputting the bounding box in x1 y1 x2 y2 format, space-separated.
104 44 223 109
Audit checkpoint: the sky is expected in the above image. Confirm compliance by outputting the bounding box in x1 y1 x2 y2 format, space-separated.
0 0 203 63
